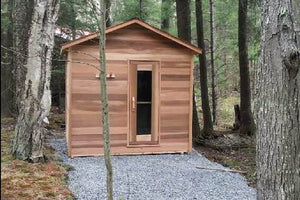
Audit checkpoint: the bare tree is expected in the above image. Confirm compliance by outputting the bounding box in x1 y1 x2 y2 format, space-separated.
195 0 214 138
99 0 113 199
12 0 59 162
256 0 300 199
209 0 218 125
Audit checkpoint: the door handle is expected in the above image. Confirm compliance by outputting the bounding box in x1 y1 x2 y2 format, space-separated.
132 97 136 111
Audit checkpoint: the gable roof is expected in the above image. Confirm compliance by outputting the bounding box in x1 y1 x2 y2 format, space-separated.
61 18 202 54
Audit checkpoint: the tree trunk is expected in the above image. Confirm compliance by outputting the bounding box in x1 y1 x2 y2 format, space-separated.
256 0 300 199
238 0 255 135
161 0 172 31
139 0 143 20
195 0 214 138
99 0 113 199
105 0 112 27
70 3 76 40
13 0 59 162
209 0 218 125
192 92 201 140
233 104 240 130
175 0 191 42
175 0 201 141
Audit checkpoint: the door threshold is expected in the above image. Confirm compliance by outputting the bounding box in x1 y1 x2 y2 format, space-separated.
127 143 160 148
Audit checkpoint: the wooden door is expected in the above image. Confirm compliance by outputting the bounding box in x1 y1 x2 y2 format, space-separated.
129 61 160 145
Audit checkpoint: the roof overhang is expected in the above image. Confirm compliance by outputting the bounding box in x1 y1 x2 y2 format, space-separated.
61 18 202 54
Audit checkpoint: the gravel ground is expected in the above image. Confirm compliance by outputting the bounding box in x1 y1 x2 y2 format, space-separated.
50 139 256 200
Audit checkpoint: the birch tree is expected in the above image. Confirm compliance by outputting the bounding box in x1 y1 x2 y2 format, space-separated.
13 0 60 162
256 0 300 199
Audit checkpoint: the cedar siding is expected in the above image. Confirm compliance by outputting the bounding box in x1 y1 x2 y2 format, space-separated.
64 20 200 157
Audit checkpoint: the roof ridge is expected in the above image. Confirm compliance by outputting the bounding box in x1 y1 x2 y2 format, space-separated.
61 18 202 54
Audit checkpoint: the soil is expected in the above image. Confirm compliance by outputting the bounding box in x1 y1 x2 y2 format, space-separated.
194 131 257 188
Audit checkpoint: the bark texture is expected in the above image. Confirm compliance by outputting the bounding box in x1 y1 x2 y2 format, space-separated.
256 0 300 199
238 0 255 135
175 0 191 42
13 0 59 162
195 0 214 138
209 0 218 125
105 0 111 27
99 0 113 199
192 92 201 139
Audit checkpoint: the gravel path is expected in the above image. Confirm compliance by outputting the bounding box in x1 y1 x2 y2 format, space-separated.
50 139 256 200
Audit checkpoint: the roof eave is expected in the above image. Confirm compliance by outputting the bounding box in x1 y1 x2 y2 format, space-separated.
61 19 202 54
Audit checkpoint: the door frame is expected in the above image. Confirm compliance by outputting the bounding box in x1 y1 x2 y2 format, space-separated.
127 59 161 147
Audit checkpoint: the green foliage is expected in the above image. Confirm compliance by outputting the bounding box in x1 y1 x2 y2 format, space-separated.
218 96 240 128
57 0 99 32
1 2 11 32
111 0 162 28
192 0 260 96
52 69 65 75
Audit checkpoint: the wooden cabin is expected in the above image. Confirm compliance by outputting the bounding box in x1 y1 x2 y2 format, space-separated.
61 18 202 157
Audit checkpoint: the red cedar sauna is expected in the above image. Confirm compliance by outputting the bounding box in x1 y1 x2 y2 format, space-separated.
61 18 202 157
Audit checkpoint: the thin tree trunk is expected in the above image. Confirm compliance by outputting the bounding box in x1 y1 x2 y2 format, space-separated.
161 0 172 31
209 0 217 125
238 0 255 135
13 0 59 162
70 3 76 40
192 92 201 139
256 0 300 199
233 104 240 130
99 0 113 199
195 0 214 138
105 0 112 27
139 0 142 20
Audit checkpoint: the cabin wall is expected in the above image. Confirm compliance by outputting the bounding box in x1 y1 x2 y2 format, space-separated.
66 24 194 157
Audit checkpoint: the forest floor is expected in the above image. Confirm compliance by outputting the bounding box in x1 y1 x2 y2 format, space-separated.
196 95 257 188
0 117 74 200
194 144 256 188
